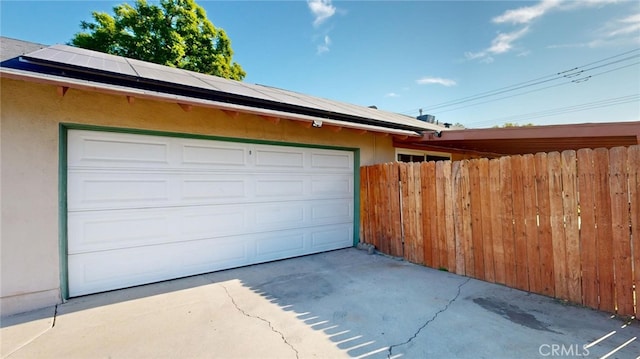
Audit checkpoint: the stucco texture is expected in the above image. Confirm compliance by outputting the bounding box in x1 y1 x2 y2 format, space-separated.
0 77 397 316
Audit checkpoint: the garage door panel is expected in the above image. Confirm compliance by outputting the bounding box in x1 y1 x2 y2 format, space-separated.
182 179 246 200
69 223 352 297
72 178 170 205
311 225 354 251
69 198 352 254
68 172 249 210
68 172 352 211
68 238 250 297
254 204 305 226
68 130 354 296
255 178 304 197
255 233 305 258
255 149 304 168
311 200 353 221
68 213 172 255
69 207 247 254
311 176 353 195
311 152 353 170
181 144 247 166
68 133 171 168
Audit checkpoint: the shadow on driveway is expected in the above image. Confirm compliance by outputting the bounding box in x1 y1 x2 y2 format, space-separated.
2 248 639 358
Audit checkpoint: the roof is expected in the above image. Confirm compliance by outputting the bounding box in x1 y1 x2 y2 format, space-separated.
0 38 444 136
394 121 640 157
0 37 46 61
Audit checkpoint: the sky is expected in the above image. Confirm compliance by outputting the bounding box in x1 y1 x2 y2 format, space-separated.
1 0 638 128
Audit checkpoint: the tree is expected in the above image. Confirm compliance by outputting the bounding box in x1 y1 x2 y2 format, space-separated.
71 0 246 80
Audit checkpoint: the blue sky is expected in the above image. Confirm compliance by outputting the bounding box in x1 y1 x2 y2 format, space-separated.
1 0 638 128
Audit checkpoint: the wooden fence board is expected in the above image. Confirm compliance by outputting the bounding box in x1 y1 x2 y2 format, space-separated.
396 163 409 258
421 161 436 267
469 159 486 281
549 152 569 300
479 158 495 283
629 146 640 316
522 154 542 294
594 148 615 313
489 158 506 285
359 166 369 245
414 163 425 265
383 164 393 253
459 160 474 276
577 149 599 309
442 161 456 273
452 161 466 275
400 163 411 260
562 150 582 304
377 164 389 253
435 161 449 270
368 165 380 250
389 163 403 258
535 153 555 297
511 155 530 291
403 163 422 264
609 147 633 315
500 157 517 287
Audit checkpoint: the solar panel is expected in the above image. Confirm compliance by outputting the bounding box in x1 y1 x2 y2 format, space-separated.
126 57 217 90
20 44 441 131
24 45 138 77
251 85 335 112
190 72 280 102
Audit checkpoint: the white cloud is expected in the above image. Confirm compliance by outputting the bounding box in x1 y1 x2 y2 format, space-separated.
606 13 640 37
308 0 336 27
416 77 457 87
492 0 560 24
487 26 530 54
385 92 400 98
464 26 529 62
469 0 628 62
317 35 331 54
547 12 640 48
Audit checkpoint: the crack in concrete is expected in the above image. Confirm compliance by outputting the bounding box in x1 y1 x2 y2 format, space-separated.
3 304 59 358
221 285 299 359
52 304 58 328
387 277 471 359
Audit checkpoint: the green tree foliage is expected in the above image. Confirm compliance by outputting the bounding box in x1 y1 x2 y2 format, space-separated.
71 0 246 80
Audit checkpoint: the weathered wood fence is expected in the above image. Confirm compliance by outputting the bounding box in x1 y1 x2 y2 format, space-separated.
360 145 640 317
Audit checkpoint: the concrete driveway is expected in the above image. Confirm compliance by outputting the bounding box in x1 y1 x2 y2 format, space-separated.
2 248 639 358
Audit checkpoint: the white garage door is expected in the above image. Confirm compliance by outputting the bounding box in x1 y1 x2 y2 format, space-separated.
67 130 354 296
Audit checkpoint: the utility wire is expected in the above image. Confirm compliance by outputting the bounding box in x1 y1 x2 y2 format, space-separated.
426 54 638 112
467 94 639 127
402 47 640 115
433 60 640 115
492 95 639 122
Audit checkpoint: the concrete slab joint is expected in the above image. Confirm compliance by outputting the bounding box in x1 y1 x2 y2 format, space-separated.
221 285 300 359
387 277 471 358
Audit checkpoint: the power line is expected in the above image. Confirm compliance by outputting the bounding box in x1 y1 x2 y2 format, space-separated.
433 60 640 116
402 47 640 116
466 94 639 127
427 54 639 112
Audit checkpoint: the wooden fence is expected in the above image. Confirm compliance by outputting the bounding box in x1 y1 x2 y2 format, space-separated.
360 145 640 317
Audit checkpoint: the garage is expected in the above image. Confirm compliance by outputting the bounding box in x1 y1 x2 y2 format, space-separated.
67 130 355 296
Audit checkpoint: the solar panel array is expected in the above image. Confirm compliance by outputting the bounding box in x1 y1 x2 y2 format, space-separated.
23 44 441 131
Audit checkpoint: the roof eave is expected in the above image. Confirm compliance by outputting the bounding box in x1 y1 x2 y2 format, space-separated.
1 67 424 138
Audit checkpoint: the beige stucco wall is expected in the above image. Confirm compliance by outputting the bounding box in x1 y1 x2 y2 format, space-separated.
0 77 397 316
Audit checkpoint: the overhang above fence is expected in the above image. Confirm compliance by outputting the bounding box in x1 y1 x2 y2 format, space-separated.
394 121 640 157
